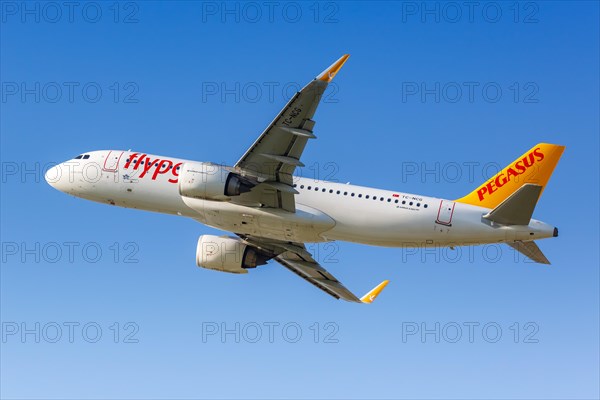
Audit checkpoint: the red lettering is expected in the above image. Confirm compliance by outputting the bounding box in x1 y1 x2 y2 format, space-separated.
477 186 488 201
133 154 146 170
533 147 544 161
522 153 535 168
124 153 139 169
495 173 508 188
139 158 159 178
505 167 519 182
152 160 173 180
168 162 183 183
514 160 526 173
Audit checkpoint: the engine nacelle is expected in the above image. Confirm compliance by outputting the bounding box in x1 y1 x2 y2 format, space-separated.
179 162 255 201
196 235 271 274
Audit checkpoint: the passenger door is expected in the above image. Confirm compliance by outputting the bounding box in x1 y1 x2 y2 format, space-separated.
103 151 124 172
436 200 455 226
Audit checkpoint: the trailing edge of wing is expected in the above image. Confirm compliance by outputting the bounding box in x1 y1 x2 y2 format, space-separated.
277 255 389 303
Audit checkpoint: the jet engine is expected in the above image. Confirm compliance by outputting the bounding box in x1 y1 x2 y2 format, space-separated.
196 235 271 274
179 162 255 201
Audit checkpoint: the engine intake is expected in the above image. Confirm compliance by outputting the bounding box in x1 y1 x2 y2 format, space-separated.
179 162 255 200
196 235 271 274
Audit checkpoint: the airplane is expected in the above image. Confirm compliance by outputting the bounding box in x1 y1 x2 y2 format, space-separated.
45 54 565 303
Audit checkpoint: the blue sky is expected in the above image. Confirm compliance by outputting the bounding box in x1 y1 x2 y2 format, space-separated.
1 1 598 399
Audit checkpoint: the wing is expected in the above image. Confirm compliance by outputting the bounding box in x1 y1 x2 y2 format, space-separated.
240 235 389 303
231 55 350 212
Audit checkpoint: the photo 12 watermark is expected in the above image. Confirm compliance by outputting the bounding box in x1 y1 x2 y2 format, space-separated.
1 241 140 264
398 242 543 265
201 321 340 344
1 1 140 24
1 321 140 344
200 1 340 24
401 321 540 344
201 81 340 104
1 81 140 104
399 2 539 24
400 81 540 104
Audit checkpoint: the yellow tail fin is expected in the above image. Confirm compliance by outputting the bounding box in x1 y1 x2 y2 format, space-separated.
456 143 565 209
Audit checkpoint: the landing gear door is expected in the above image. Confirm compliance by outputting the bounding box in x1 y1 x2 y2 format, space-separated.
103 151 124 172
436 200 455 226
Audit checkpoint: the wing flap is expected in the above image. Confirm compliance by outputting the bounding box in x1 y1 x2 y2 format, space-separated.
276 254 363 302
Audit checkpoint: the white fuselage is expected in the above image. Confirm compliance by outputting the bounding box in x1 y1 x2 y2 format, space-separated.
46 150 556 247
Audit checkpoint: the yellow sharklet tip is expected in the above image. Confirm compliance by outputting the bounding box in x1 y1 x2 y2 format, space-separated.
360 280 390 304
317 54 350 83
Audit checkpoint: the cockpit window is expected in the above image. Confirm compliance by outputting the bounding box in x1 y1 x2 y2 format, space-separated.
83 155 90 159
74 155 83 159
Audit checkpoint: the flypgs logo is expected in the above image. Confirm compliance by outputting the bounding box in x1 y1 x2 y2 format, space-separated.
477 147 544 201
123 153 183 183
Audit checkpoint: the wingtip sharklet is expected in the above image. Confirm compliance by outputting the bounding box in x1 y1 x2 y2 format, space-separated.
360 280 390 304
316 54 350 83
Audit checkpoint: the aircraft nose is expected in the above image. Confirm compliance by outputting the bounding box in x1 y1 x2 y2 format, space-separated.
45 164 68 192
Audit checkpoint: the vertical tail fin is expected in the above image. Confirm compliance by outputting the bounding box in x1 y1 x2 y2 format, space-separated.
456 143 565 209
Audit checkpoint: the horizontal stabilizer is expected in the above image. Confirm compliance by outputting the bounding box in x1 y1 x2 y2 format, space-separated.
483 184 542 225
507 240 550 264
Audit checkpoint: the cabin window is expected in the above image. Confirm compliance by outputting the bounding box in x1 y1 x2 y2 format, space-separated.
394 199 399 203
424 204 428 208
